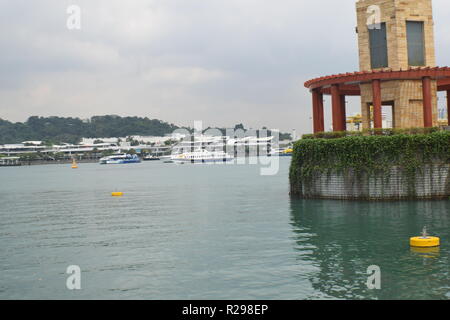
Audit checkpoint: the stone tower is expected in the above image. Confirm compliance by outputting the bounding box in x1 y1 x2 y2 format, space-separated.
355 0 438 129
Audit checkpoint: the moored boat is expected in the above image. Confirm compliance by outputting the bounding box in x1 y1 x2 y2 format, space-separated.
171 149 233 164
99 153 141 165
270 148 293 157
143 155 160 161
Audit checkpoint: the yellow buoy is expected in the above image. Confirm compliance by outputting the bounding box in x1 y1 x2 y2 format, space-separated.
111 192 124 197
410 236 440 248
410 226 440 248
71 159 78 169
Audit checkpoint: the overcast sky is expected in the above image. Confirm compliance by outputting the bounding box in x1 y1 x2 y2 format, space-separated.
1 0 450 134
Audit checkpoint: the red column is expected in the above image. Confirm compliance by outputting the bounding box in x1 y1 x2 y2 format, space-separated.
340 95 347 131
312 90 319 133
317 91 324 132
422 77 433 128
447 90 450 125
331 85 343 132
312 89 324 133
372 79 382 129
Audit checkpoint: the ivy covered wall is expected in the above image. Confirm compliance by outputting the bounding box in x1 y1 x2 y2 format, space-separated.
290 131 450 200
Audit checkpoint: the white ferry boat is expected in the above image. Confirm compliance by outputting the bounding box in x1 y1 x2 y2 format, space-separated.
99 154 141 165
143 155 160 161
171 149 233 164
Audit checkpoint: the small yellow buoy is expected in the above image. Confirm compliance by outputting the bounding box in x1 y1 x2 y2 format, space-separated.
111 192 124 197
71 159 78 169
410 236 440 248
410 226 440 248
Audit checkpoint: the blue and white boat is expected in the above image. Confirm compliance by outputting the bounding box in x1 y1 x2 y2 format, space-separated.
99 153 141 165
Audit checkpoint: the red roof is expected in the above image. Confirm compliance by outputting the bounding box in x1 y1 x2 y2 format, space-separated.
305 66 450 93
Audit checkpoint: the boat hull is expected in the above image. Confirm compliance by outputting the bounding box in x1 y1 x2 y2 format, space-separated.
100 159 141 164
270 153 292 157
172 158 233 164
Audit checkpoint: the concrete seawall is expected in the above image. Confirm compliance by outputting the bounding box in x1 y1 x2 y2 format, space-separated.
291 164 450 200
16 159 99 166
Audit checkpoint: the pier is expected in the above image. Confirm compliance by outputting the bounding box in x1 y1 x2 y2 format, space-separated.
0 157 21 167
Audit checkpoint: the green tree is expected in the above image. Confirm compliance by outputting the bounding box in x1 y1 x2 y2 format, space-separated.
0 116 180 145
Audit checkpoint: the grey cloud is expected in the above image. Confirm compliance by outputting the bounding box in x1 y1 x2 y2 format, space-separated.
1 0 449 134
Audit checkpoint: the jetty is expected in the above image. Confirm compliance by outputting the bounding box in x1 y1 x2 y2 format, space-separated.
0 157 21 167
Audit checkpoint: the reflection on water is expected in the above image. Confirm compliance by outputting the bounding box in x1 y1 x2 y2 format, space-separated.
410 247 440 259
289 199 450 300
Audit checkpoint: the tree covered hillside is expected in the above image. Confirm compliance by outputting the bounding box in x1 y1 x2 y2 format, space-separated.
0 115 180 145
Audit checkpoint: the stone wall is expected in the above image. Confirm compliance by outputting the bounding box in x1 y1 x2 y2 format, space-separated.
291 164 450 200
355 0 438 130
360 80 439 129
356 0 436 71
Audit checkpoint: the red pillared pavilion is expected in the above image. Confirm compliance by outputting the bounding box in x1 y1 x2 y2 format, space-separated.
304 67 450 133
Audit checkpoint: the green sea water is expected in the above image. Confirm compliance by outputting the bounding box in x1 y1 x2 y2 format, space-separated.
0 158 449 300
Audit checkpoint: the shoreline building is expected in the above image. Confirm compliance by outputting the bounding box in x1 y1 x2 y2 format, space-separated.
305 0 450 133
